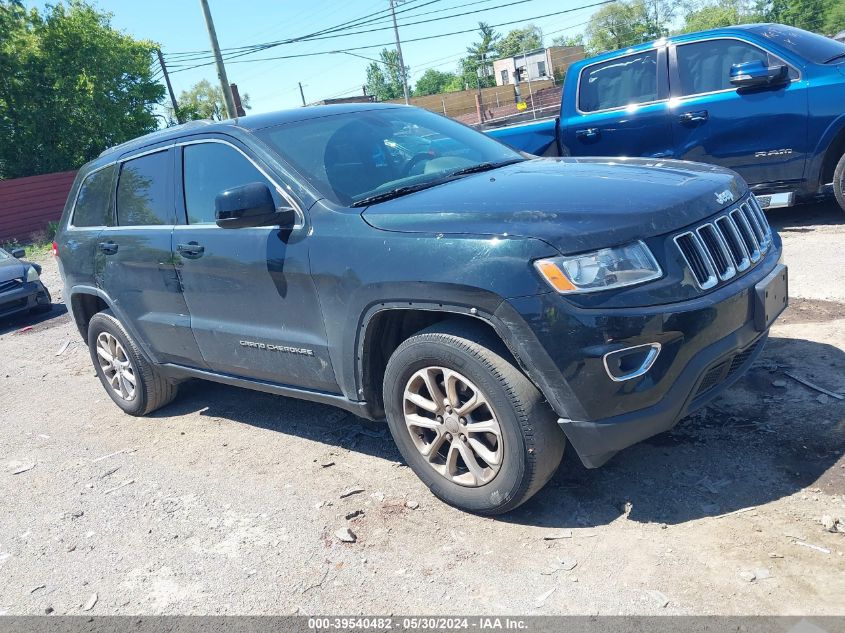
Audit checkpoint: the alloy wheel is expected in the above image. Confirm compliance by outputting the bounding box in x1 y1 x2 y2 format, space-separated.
95 332 137 401
402 366 503 487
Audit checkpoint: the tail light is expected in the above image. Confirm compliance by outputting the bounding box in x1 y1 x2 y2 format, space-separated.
51 241 58 257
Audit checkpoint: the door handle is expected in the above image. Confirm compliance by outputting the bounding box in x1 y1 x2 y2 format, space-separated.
575 127 600 140
177 242 205 259
679 110 709 124
98 241 118 255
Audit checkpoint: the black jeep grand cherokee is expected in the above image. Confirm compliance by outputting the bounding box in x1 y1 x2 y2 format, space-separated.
56 104 787 514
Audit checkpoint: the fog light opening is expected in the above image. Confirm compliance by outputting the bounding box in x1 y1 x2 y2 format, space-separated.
603 343 662 382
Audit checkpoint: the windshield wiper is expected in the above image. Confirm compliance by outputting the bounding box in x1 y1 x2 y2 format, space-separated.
447 159 523 178
350 181 445 207
824 52 845 63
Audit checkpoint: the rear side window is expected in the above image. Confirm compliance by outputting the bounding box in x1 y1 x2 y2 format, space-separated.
578 50 659 112
182 142 281 225
675 39 793 96
116 151 174 226
72 166 115 227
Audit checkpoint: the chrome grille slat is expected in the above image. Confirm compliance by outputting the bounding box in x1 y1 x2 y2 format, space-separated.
715 215 751 272
676 195 771 290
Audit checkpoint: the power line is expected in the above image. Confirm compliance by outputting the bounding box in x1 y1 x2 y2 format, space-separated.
167 0 613 74
165 0 438 61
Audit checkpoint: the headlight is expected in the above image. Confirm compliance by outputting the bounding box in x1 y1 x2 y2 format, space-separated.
534 240 662 294
26 266 40 283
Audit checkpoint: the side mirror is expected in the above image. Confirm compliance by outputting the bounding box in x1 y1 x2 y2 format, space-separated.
729 60 788 89
11 248 25 259
214 182 296 230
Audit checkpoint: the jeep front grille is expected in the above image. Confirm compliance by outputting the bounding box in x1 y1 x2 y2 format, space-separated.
674 196 771 290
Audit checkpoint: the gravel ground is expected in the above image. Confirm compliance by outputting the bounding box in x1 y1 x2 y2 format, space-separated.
0 202 843 616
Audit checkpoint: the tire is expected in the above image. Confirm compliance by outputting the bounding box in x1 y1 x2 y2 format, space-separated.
834 152 845 213
383 320 566 515
87 310 178 416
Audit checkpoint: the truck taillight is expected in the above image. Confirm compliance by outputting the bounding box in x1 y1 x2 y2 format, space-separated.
51 241 58 257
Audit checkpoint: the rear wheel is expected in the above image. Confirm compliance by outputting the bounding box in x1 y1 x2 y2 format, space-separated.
87 310 178 416
383 320 566 514
834 152 845 213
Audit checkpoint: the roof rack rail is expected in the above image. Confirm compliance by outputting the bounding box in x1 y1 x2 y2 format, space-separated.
99 120 213 157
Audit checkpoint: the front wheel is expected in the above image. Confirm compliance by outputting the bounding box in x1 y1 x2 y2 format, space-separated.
834 152 845 213
383 321 566 515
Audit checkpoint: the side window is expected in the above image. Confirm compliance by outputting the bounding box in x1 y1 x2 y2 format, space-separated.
182 142 281 225
72 165 115 227
116 151 174 226
675 39 794 96
578 50 659 113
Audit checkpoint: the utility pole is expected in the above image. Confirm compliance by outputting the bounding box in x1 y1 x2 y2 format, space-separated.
388 0 410 104
199 0 236 119
156 48 181 124
299 82 306 107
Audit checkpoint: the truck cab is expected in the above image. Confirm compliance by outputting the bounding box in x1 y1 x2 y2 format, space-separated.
487 24 845 212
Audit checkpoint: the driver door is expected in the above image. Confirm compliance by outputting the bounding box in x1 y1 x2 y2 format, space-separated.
173 138 338 392
669 37 808 186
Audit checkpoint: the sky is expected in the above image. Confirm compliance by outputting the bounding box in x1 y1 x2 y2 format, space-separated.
24 0 602 114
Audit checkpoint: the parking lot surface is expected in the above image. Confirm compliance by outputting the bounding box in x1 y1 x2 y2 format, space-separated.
1 203 843 615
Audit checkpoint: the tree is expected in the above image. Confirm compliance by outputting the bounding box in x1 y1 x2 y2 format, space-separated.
585 0 660 54
0 0 164 179
414 69 459 96
169 79 251 122
679 0 764 32
462 22 500 89
767 0 831 32
825 0 845 33
551 33 585 48
365 48 408 101
498 25 544 58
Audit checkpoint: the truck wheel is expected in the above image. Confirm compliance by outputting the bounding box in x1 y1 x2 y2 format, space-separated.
835 152 845 213
87 310 178 416
383 321 566 515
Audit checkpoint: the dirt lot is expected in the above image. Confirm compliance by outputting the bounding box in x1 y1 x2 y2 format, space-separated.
1 202 843 616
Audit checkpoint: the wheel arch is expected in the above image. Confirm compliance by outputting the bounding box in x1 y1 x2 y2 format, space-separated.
813 118 845 189
355 303 528 419
69 286 111 340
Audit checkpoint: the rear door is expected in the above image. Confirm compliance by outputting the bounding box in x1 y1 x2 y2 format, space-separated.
668 37 808 186
173 138 338 392
562 47 674 158
96 147 205 367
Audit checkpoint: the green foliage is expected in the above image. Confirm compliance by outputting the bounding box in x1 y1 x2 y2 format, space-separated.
497 24 544 58
414 69 459 96
768 0 834 32
461 22 500 89
551 33 585 48
825 0 845 33
585 0 662 54
0 0 165 179
365 48 408 101
169 79 251 122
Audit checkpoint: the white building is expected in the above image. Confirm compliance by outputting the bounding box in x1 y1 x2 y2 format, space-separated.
492 46 585 86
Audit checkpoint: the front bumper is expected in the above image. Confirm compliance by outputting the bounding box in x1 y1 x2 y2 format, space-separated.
497 246 785 468
0 280 50 319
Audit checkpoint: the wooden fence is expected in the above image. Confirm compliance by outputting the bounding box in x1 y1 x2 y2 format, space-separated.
0 170 77 243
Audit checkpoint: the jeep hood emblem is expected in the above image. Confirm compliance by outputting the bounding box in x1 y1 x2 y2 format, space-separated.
715 190 734 205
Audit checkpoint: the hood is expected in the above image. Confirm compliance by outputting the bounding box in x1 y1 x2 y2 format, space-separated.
0 256 27 283
362 157 748 254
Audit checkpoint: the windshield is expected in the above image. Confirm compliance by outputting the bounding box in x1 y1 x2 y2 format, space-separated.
255 107 523 206
752 24 845 64
0 248 9 260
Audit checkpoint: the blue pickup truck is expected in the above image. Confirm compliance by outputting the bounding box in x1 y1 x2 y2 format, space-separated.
487 24 845 212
